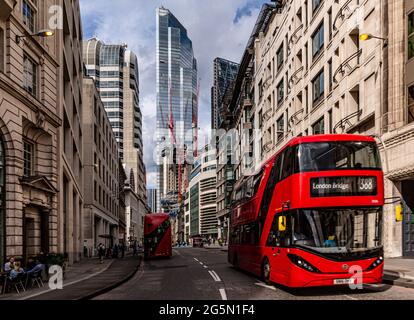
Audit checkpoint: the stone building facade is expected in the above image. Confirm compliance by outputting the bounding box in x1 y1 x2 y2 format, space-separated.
82 77 120 256
228 0 414 258
0 0 61 265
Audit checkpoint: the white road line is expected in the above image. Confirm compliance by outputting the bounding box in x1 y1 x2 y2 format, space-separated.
208 270 221 282
344 294 358 300
194 258 199 262
219 288 227 300
255 282 277 291
199 261 204 266
203 265 208 269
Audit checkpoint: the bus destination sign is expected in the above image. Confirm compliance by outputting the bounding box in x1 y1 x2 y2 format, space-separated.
310 176 377 197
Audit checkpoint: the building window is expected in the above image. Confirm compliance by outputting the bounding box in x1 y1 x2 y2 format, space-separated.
22 0 36 33
0 28 4 73
277 115 284 142
312 0 322 13
277 79 284 106
0 138 4 267
409 11 414 60
23 55 37 96
312 117 325 135
23 140 34 177
328 59 333 92
277 44 284 71
312 22 324 58
312 69 325 106
408 84 414 123
328 7 333 41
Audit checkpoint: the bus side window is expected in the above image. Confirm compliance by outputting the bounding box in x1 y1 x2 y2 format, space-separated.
281 147 293 181
266 215 291 247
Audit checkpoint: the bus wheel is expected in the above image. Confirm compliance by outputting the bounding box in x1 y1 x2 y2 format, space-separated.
262 258 271 285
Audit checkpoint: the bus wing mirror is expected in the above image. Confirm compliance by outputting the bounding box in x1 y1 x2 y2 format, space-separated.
396 204 403 222
278 216 287 232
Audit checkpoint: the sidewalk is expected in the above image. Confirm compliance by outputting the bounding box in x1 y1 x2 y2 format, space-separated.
0 255 142 300
203 244 228 251
384 258 414 288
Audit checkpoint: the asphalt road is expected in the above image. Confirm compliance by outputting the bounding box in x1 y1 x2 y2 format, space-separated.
94 247 414 300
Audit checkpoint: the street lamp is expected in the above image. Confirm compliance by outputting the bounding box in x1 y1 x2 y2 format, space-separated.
359 33 388 47
16 29 55 44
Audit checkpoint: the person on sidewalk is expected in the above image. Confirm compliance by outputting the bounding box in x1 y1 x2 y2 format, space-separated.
97 243 105 264
120 243 125 258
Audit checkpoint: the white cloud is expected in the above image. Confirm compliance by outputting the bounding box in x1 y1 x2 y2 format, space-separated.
80 0 264 188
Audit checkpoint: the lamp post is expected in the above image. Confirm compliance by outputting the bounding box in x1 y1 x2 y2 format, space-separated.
16 29 55 44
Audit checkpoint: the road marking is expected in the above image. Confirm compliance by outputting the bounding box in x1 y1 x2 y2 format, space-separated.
219 288 227 300
344 294 358 300
199 261 204 266
209 270 221 282
255 282 277 291
194 258 199 262
203 265 208 269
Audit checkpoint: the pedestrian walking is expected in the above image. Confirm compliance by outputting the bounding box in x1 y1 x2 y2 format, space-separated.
97 243 105 264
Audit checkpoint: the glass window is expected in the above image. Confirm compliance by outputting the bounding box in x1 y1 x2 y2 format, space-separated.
312 22 324 57
277 115 284 142
312 117 325 135
312 69 324 104
281 147 293 180
22 0 35 33
259 154 283 219
277 44 284 71
23 140 34 177
312 0 322 13
295 141 382 172
0 139 4 267
408 85 414 123
409 12 414 60
23 55 37 96
290 208 382 256
277 79 284 105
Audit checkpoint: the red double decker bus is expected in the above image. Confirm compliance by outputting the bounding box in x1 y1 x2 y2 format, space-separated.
144 213 172 259
228 134 384 288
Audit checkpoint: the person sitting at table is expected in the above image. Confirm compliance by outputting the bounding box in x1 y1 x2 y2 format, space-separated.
9 262 24 280
26 259 45 275
4 257 15 272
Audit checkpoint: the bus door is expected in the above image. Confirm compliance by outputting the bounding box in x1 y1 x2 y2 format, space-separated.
266 213 290 284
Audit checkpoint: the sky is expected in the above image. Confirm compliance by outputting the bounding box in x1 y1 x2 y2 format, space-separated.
79 0 266 188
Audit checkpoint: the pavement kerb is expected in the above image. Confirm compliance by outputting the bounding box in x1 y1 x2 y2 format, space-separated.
383 270 414 289
19 259 115 300
80 256 143 300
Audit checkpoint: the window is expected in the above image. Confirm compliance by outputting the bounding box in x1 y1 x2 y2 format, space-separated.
312 117 325 135
22 0 36 33
23 140 34 177
409 11 414 60
312 22 324 58
277 44 284 71
312 0 322 13
23 55 37 96
0 28 4 73
277 79 284 106
277 115 284 142
408 85 414 123
281 147 293 180
328 8 333 41
328 58 333 92
312 69 324 105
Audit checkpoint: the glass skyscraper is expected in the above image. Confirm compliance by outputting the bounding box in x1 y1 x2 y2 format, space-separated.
211 58 239 130
156 7 198 211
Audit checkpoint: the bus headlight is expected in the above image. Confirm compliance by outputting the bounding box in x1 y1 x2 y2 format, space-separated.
366 256 384 271
288 254 321 273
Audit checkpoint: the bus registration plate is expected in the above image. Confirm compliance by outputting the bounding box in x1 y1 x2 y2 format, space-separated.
334 279 355 285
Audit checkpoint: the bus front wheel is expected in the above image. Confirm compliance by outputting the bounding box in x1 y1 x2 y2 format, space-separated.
262 258 271 285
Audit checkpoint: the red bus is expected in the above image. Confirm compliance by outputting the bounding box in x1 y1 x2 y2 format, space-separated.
144 213 172 259
228 134 384 288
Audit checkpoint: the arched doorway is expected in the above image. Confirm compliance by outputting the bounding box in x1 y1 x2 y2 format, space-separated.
0 139 5 266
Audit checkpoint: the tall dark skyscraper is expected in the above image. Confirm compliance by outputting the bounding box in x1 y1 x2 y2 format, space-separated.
156 7 198 212
211 58 239 130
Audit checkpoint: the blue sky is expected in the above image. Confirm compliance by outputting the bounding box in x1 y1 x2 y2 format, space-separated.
79 0 266 188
